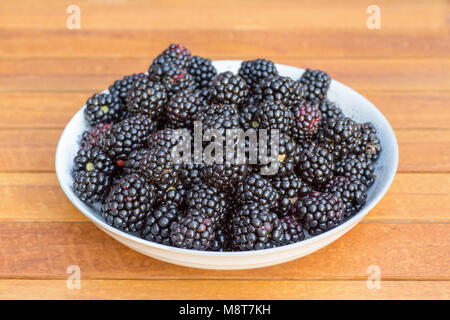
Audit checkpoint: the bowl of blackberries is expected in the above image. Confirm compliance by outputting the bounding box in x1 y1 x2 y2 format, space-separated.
56 44 398 269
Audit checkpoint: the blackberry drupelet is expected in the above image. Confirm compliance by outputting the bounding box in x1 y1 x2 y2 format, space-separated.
80 122 113 150
138 145 178 186
101 173 156 233
254 99 294 134
210 71 249 105
101 114 155 161
324 176 367 217
319 117 361 159
73 148 115 176
166 90 205 127
292 191 345 235
186 182 227 224
126 78 168 119
73 169 110 204
297 142 335 186
238 59 278 90
231 202 284 251
108 73 147 105
291 101 322 142
318 99 344 125
84 93 124 125
299 68 331 103
239 173 278 207
256 74 304 107
356 122 382 161
280 214 305 244
334 153 376 187
141 201 179 245
188 56 217 89
271 174 312 216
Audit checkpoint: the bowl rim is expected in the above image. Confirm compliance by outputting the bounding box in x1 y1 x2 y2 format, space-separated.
55 60 399 257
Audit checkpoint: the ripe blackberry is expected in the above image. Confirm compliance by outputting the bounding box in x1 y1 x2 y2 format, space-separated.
108 73 148 105
166 90 205 127
271 175 312 216
186 182 227 224
318 99 344 125
291 101 322 142
254 99 294 134
101 114 155 161
101 173 156 233
239 173 278 207
334 153 376 187
138 145 178 186
297 143 334 186
170 208 216 250
156 182 186 208
151 43 191 69
210 71 249 105
324 176 367 217
147 127 189 151
141 202 179 245
201 108 241 130
258 133 300 177
124 148 149 174
356 122 382 161
201 163 248 191
280 215 305 244
299 68 331 103
209 226 231 252
73 148 115 176
239 103 259 130
126 78 168 119
188 56 217 89
80 122 113 150
84 93 124 125
292 192 345 235
73 169 110 204
319 117 361 159
232 202 284 251
255 75 304 107
238 59 278 90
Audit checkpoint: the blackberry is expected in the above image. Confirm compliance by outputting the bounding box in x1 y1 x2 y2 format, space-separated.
334 153 376 187
186 182 227 224
156 182 186 207
256 75 304 107
141 202 179 245
73 148 115 176
324 176 367 217
73 169 110 203
319 117 361 159
170 208 216 250
231 202 284 251
138 145 178 186
101 114 155 161
258 133 300 177
292 192 345 235
239 173 278 207
201 108 241 130
209 226 231 252
271 175 311 216
124 148 149 174
291 101 322 142
188 56 217 89
101 173 156 233
149 62 195 95
147 128 189 150
201 163 248 191
299 68 331 103
151 43 191 69
108 73 147 105
297 143 334 186
318 99 344 125
280 215 305 244
80 122 113 150
238 59 278 90
239 103 259 130
210 71 249 105
166 90 205 127
254 99 294 134
356 122 382 161
126 78 168 119
84 93 124 125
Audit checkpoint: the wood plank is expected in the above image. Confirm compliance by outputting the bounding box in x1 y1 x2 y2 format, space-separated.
0 0 447 32
0 173 448 223
0 222 447 280
0 129 448 173
0 279 448 300
1 92 449 130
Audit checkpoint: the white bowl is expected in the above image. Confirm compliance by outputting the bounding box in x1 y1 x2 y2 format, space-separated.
55 60 399 270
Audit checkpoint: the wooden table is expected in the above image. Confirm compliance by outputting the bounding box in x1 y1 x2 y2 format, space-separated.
0 0 449 300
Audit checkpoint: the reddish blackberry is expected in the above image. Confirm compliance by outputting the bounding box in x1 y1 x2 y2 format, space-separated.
156 182 186 208
84 93 124 125
201 163 248 191
324 176 367 217
254 99 294 134
210 71 249 105
291 101 322 142
73 148 115 176
101 114 155 161
188 56 217 89
299 68 331 103
239 173 278 207
138 145 178 186
126 78 168 119
170 208 216 250
80 122 113 150
255 75 304 107
141 202 179 245
319 117 361 158
108 73 148 105
166 90 205 127
231 202 284 251
334 153 376 187
73 169 110 204
238 59 278 90
271 174 312 216
186 182 227 224
318 99 344 125
280 215 305 244
292 192 345 235
356 122 382 161
151 43 191 69
101 173 156 233
297 143 335 186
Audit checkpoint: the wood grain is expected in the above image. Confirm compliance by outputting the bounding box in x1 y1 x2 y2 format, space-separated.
0 280 448 300
0 222 448 280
